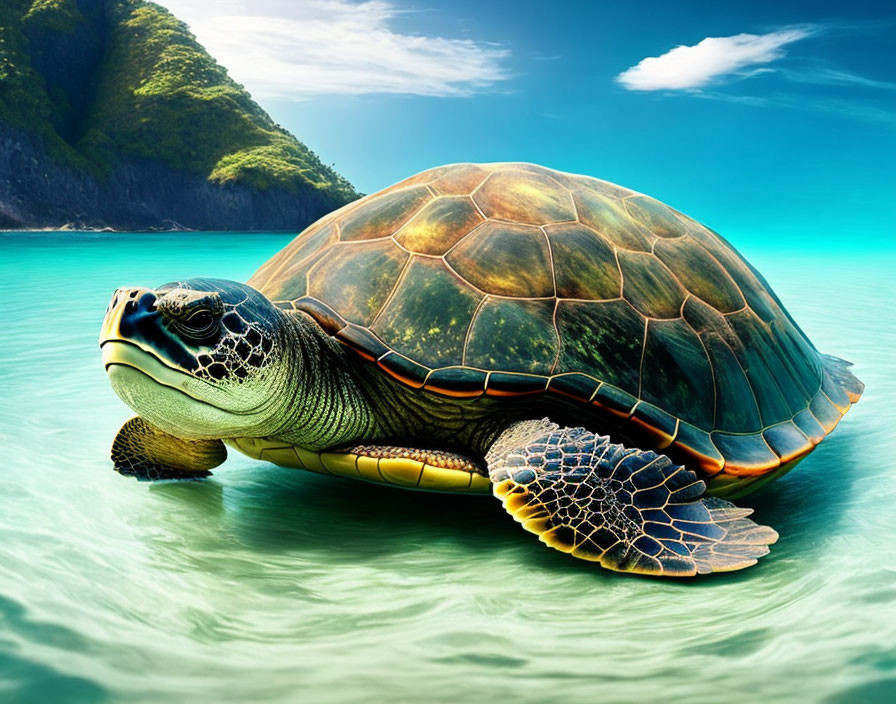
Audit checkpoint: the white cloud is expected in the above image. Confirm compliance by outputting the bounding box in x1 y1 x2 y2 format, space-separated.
616 29 812 91
157 0 511 99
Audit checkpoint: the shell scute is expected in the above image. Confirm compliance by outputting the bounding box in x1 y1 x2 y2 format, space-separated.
640 319 715 430
424 367 487 397
793 408 825 444
545 223 621 300
809 393 842 433
395 196 484 255
630 402 678 448
820 372 851 412
547 373 601 402
249 222 337 300
654 238 745 313
336 325 389 361
388 165 453 189
763 422 811 464
307 240 408 327
725 310 806 423
563 172 633 199
485 372 548 396
465 298 558 375
672 422 725 475
572 190 652 251
682 295 737 342
693 233 779 323
340 186 431 242
430 164 491 195
446 221 553 297
472 169 576 225
711 432 779 476
555 300 643 397
292 296 347 335
623 196 689 239
618 250 687 319
773 322 823 398
378 352 429 388
701 332 763 433
371 258 481 368
592 383 638 418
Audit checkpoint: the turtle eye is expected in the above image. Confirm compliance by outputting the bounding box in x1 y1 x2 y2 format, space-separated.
168 306 221 343
158 289 224 342
180 309 217 337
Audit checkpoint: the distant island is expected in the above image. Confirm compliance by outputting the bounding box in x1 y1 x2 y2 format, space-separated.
0 0 360 231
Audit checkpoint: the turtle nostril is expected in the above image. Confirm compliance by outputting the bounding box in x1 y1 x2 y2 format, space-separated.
137 291 157 306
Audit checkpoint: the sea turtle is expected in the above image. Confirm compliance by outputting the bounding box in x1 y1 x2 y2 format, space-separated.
100 162 863 578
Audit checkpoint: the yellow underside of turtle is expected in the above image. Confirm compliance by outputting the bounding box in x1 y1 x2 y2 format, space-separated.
227 437 492 494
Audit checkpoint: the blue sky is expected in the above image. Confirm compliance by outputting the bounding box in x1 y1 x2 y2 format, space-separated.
161 0 895 247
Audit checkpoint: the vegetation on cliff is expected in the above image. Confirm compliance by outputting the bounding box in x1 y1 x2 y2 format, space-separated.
0 0 357 204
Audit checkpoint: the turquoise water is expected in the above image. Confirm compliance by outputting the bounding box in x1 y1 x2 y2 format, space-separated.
1 232 894 703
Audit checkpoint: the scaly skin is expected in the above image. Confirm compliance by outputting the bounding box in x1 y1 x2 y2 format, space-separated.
266 311 378 449
269 310 511 456
269 311 634 462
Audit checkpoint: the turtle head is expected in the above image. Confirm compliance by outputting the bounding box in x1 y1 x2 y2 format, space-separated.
100 278 291 438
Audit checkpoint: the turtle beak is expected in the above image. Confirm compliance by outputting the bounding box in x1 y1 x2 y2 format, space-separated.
100 287 156 346
100 287 202 377
100 287 162 373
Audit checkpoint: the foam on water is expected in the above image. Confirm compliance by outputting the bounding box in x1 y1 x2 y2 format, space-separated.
1 233 894 703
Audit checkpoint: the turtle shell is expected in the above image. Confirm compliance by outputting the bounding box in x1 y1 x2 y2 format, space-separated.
249 163 863 487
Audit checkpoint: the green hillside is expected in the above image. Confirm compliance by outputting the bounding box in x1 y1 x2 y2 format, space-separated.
0 0 357 222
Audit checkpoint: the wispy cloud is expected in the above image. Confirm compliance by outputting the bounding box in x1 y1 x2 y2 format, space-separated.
695 90 896 126
778 67 896 91
158 0 511 99
615 28 813 91
805 97 896 124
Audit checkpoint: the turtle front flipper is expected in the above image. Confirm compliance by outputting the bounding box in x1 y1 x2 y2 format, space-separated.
111 417 226 481
486 419 778 577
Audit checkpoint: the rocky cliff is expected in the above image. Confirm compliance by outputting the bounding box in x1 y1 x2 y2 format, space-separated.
0 0 359 230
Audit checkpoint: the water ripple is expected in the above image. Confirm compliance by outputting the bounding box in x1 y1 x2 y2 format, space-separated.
1 234 894 703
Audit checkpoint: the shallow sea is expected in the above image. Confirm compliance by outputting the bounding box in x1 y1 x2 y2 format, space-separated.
0 232 894 703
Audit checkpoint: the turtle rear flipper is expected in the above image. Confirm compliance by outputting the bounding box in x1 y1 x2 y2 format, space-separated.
821 354 865 404
112 417 226 481
486 419 777 577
